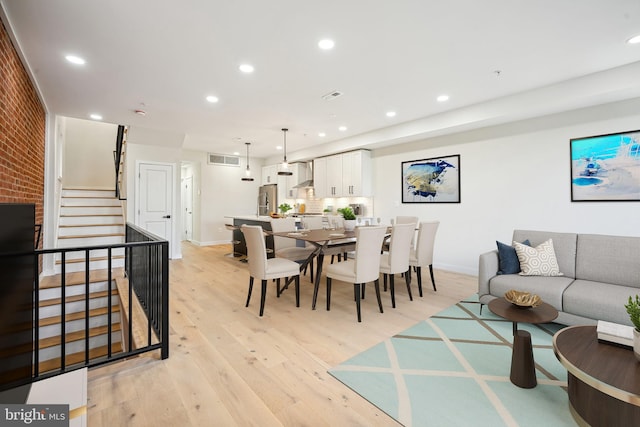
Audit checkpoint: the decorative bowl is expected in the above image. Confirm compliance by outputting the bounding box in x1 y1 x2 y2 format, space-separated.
504 290 541 308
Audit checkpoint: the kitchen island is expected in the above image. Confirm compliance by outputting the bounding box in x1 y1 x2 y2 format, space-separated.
225 215 275 257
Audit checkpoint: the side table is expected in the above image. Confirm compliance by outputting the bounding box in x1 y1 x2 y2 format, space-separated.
488 297 558 388
553 325 640 427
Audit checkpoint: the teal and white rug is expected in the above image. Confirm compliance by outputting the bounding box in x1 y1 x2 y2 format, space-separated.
329 295 578 427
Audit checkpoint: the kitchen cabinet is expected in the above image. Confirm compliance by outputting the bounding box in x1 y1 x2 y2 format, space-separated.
313 150 372 198
286 163 308 199
342 150 372 197
313 157 328 198
262 165 277 185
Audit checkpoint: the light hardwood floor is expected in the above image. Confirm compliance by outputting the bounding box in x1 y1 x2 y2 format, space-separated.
87 242 478 426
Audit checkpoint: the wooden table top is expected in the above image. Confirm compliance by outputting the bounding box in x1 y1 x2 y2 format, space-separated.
488 297 558 324
554 325 640 405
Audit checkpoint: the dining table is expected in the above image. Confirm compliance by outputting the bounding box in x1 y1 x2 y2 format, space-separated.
268 228 359 309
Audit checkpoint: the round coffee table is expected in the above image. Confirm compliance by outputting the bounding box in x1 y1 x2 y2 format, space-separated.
554 325 640 427
488 297 558 388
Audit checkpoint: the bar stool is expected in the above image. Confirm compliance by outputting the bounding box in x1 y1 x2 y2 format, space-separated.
224 223 245 259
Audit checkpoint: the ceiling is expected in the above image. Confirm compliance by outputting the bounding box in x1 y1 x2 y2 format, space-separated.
2 0 640 160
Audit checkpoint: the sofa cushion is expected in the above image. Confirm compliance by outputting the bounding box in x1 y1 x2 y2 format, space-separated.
575 234 640 288
488 274 574 311
513 230 577 278
563 279 636 326
496 239 530 275
514 239 563 276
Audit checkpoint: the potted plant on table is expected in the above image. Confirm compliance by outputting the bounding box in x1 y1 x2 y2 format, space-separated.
278 203 293 216
624 295 640 361
337 207 357 231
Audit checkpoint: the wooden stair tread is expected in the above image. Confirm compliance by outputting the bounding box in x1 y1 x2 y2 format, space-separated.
39 323 122 349
40 268 124 289
58 233 125 239
62 196 117 199
59 224 124 228
60 214 122 217
39 305 121 327
38 342 123 374
55 255 125 265
62 187 115 191
39 289 119 307
60 205 120 208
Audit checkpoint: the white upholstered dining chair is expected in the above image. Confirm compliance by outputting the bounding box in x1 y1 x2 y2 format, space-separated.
409 221 440 296
379 223 416 308
321 225 387 322
241 224 301 316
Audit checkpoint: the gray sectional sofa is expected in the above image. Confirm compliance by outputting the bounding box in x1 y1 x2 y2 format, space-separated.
478 230 640 326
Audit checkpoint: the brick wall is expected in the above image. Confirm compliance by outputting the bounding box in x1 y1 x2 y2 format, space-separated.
0 20 46 243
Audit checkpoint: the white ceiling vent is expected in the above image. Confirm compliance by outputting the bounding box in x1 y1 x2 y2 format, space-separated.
208 153 240 167
321 90 343 100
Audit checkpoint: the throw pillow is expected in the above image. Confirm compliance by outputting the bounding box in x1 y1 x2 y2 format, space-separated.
513 239 563 276
496 239 530 275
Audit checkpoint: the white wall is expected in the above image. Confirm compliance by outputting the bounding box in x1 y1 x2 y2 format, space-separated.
63 117 117 188
181 150 263 245
372 101 640 275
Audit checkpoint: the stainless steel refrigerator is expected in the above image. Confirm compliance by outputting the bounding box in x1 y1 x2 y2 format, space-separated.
258 184 277 216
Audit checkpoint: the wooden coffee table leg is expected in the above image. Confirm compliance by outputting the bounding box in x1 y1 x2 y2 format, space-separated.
510 329 537 388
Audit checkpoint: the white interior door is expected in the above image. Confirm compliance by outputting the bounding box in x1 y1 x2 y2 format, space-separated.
182 175 193 241
138 162 173 252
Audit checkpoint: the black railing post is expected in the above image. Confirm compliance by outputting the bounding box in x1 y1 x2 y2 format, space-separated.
161 241 169 359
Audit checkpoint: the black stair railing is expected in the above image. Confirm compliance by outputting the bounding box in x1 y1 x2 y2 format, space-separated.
28 223 169 383
113 125 126 200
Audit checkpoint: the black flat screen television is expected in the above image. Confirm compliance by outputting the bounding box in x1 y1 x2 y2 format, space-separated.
0 204 35 392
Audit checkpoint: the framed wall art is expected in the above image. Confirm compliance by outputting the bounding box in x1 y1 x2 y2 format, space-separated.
570 129 640 202
401 154 460 203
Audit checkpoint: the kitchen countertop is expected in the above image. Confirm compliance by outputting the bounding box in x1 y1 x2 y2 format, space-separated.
224 215 275 222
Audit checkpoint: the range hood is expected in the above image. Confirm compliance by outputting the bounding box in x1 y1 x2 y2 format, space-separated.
292 162 314 188
293 179 313 188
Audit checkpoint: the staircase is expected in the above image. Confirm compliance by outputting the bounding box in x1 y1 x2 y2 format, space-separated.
57 188 126 273
37 187 128 373
38 270 123 373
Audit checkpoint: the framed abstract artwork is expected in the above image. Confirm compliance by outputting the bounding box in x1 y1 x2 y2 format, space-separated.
401 154 460 203
570 129 640 202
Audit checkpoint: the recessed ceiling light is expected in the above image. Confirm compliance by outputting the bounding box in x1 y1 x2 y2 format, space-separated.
338 126 347 132
65 55 85 65
206 95 219 103
239 64 254 73
89 113 102 120
233 151 240 156
318 39 335 50
437 95 450 102
318 132 326 137
386 111 397 117
628 34 640 44
276 145 283 150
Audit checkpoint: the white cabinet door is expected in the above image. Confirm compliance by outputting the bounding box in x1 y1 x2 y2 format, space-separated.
326 154 343 197
342 150 372 197
262 165 277 185
313 157 328 198
286 163 307 198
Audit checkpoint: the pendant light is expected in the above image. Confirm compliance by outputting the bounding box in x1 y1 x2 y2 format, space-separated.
278 128 293 176
241 142 254 181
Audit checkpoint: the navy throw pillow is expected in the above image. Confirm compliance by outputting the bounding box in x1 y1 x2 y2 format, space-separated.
496 239 530 275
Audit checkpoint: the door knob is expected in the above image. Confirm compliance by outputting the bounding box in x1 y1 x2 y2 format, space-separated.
162 215 171 219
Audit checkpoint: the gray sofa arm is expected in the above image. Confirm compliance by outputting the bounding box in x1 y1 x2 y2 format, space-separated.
478 250 499 298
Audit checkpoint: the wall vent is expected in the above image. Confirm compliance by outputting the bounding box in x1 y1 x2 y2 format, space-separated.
207 153 240 166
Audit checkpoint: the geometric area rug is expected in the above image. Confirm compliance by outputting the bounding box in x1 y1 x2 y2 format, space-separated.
328 294 578 427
